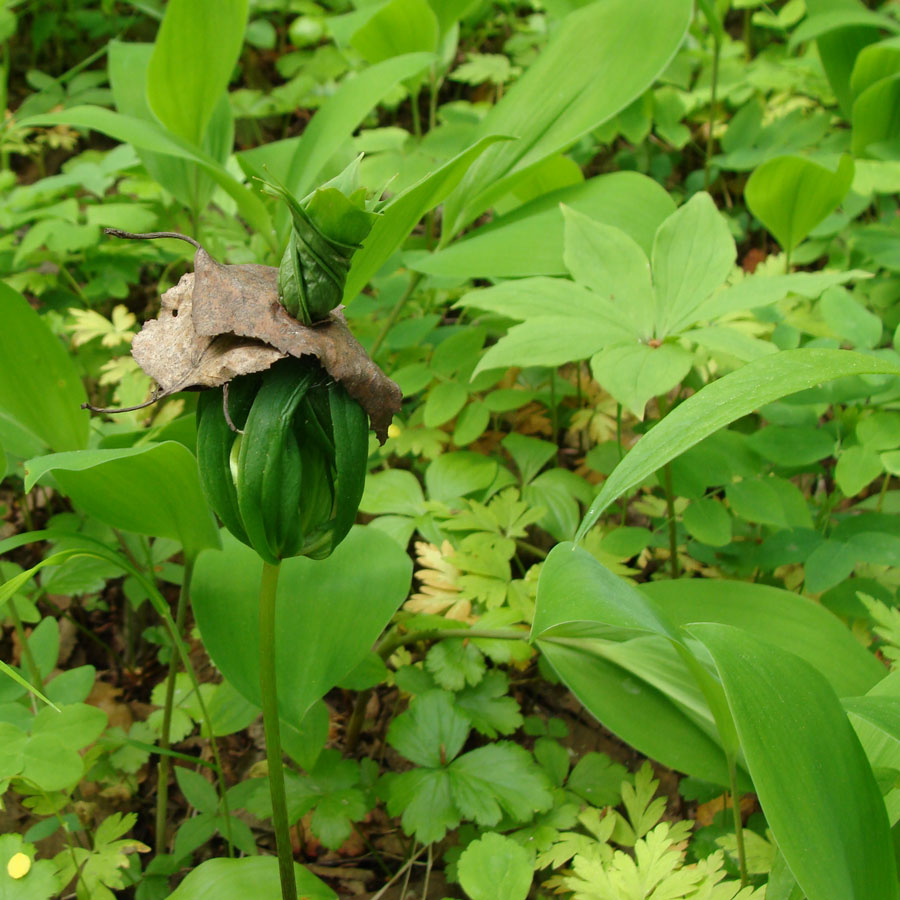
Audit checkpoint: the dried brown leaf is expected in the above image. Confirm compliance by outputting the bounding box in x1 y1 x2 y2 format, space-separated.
130 246 402 441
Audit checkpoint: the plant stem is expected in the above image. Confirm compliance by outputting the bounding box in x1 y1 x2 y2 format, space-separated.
410 88 422 138
704 29 721 192
727 754 748 885
662 462 679 578
9 598 43 695
371 272 424 357
259 560 297 900
155 556 194 856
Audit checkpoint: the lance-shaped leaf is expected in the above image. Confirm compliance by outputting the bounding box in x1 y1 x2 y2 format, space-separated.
691 624 898 900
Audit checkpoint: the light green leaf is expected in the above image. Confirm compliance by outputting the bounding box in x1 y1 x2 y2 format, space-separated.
691 624 899 900
590 342 693 420
418 172 675 279
745 154 855 254
562 206 654 339
835 444 884 496
25 443 220 560
147 0 248 146
441 0 692 237
457 832 533 900
165 856 335 900
192 527 411 722
0 284 88 453
576 349 900 541
350 0 438 65
652 192 736 337
18 107 272 243
343 135 506 301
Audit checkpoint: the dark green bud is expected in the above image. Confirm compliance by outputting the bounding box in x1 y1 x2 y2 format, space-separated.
196 357 369 564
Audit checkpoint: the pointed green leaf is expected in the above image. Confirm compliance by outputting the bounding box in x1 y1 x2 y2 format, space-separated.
691 624 898 900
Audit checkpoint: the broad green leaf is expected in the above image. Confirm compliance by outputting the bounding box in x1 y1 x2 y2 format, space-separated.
350 0 438 65
745 154 854 254
191 527 411 723
683 498 732 546
590 342 693 420
852 74 900 157
691 624 899 900
726 475 813 529
457 832 533 900
32 703 107 749
562 207 655 339
789 7 899 49
642 580 883 698
343 135 505 301
418 172 675 279
440 0 692 237
165 856 335 900
835 444 884 495
576 349 900 541
283 52 434 200
109 40 232 216
18 107 273 244
387 690 471 768
850 38 900 99
0 283 88 453
25 443 220 560
424 451 498 502
0 835 58 900
652 192 736 337
423 381 469 428
147 0 248 146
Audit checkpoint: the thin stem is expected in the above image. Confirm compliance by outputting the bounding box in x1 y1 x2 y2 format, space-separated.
370 844 429 900
877 472 891 513
704 30 721 192
784 247 792 275
155 557 195 856
422 843 433 900
259 561 297 900
9 598 43 694
662 462 679 578
410 89 422 138
371 272 424 357
727 754 748 885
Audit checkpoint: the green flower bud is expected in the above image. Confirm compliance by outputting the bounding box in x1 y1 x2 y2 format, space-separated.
196 356 369 565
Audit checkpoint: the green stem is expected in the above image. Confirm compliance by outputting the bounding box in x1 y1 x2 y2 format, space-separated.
410 88 422 138
155 556 194 856
877 472 891 513
9 598 43 693
662 462 679 578
727 754 748 885
259 560 297 900
704 30 721 192
371 272 424 357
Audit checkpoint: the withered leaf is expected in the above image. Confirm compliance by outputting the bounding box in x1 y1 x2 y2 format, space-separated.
131 247 402 442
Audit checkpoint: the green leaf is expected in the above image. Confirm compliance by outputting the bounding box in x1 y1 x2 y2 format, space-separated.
745 154 855 254
562 206 655 339
19 107 273 244
350 0 438 65
691 624 899 900
835 445 884 495
22 732 84 791
175 767 220 815
590 342 693 420
651 192 736 336
192 527 411 723
683 498 732 546
567 752 628 807
457 832 533 900
424 381 469 428
344 135 506 301
0 834 59 900
164 856 336 900
424 452 498 503
576 349 900 541
454 670 523 738
387 690 471 768
419 172 675 279
821 286 883 349
853 74 900 157
25 443 220 561
283 53 433 200
440 0 692 237
32 703 106 750
726 475 813 529
0 284 88 454
147 0 248 146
